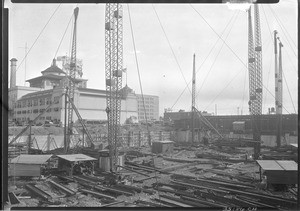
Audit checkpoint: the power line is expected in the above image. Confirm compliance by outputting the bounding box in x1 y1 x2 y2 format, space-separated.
268 5 297 58
171 10 238 110
282 71 297 114
196 11 240 97
152 4 192 95
16 4 61 72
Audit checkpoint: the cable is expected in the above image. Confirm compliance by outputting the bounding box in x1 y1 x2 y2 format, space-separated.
282 71 297 114
54 13 74 59
152 4 192 95
191 5 291 114
269 5 297 49
268 5 297 58
262 44 273 113
261 5 273 43
16 4 61 72
127 4 161 202
196 10 240 97
170 10 238 110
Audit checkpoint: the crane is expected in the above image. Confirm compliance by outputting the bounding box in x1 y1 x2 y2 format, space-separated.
191 54 196 143
248 5 263 159
105 3 123 172
65 7 79 153
276 37 283 147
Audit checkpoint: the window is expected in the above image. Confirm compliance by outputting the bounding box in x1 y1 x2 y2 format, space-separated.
22 101 26 108
17 111 21 114
53 96 59 104
22 110 26 114
40 109 45 113
17 102 21 108
33 99 38 106
27 100 32 107
54 107 59 112
46 116 51 120
46 98 51 105
33 109 39 114
27 110 31 114
47 108 52 112
40 98 45 106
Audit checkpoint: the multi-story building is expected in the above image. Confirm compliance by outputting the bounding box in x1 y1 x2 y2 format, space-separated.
9 58 159 125
136 94 159 122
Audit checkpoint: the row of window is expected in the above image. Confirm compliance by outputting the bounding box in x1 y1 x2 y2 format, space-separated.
15 97 60 108
15 108 60 115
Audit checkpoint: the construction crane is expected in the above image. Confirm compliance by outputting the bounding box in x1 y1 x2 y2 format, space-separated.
276 37 283 147
65 7 79 153
105 3 123 172
248 5 263 159
191 54 196 143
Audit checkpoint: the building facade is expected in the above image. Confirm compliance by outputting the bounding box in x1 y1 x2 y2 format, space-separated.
136 94 159 121
9 58 158 125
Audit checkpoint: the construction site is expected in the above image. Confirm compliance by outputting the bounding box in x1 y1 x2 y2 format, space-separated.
5 2 298 209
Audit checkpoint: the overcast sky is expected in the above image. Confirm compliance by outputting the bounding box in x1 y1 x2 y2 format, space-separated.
6 1 298 116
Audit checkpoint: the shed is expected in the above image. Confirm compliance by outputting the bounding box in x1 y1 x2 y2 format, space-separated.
256 160 298 185
152 141 174 154
8 154 53 177
56 154 97 176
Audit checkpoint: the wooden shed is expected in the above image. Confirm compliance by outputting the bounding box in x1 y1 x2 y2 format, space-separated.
152 141 174 154
8 154 53 177
257 160 298 185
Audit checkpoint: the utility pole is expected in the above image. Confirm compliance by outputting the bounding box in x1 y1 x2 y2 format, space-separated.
191 54 196 143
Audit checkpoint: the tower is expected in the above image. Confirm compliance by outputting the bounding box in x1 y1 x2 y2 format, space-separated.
105 3 123 172
10 58 17 89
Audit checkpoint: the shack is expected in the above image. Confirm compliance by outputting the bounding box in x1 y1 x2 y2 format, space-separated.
56 154 97 176
256 160 298 185
152 141 174 154
8 154 53 177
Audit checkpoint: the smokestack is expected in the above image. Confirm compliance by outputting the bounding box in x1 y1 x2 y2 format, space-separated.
10 58 17 89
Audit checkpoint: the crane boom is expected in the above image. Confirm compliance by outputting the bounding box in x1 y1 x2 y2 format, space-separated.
66 93 95 148
66 7 79 153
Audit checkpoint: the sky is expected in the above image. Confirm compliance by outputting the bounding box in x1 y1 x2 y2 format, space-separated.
6 0 298 116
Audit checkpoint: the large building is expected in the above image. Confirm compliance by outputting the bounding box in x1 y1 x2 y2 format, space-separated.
136 94 159 121
9 58 158 125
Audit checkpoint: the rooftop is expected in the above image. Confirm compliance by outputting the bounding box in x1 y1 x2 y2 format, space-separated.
257 160 298 171
10 154 53 164
56 154 97 162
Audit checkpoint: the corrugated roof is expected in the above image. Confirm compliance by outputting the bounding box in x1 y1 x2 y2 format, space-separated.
290 143 298 148
257 160 298 171
56 154 97 162
10 154 53 164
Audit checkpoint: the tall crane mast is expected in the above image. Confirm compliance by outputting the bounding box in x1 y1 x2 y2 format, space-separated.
248 5 263 159
276 37 283 147
254 4 263 115
65 7 79 153
105 3 123 172
191 54 196 143
247 7 256 115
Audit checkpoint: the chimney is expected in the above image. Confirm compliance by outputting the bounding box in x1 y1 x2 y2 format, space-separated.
52 58 56 66
10 58 17 88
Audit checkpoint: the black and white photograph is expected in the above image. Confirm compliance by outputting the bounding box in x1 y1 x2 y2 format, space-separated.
3 0 298 209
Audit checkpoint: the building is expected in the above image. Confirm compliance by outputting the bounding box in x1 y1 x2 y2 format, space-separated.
9 58 158 125
136 94 159 121
164 111 298 135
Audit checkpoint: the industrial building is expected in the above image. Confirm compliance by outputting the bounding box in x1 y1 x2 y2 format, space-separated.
9 58 158 125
